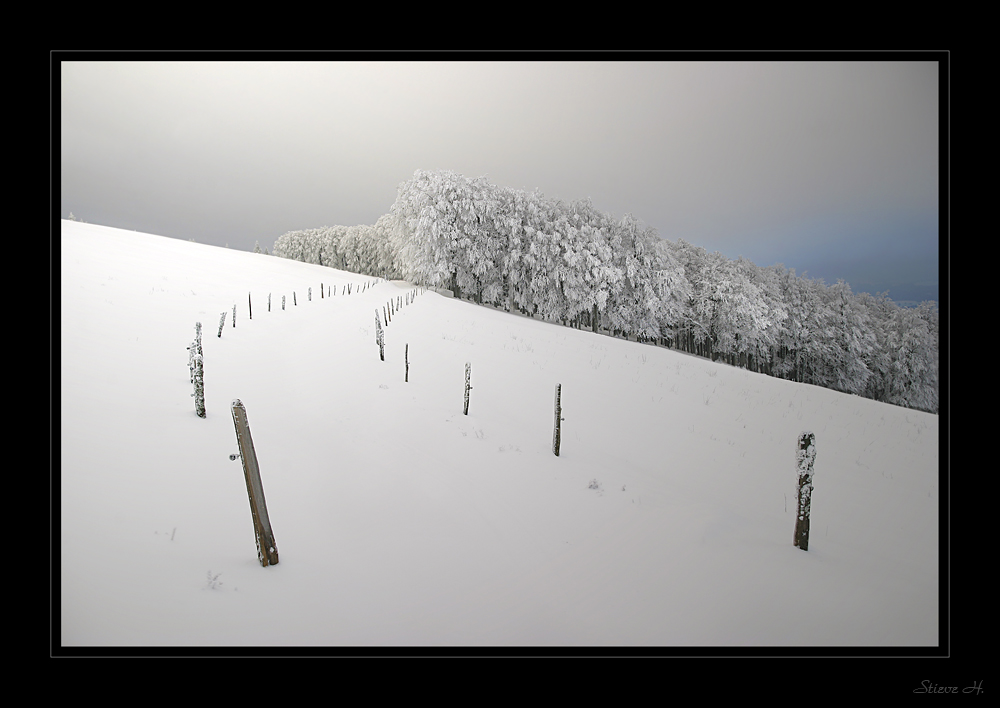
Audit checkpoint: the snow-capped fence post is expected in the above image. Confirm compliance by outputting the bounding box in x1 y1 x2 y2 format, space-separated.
190 322 205 418
405 343 409 382
217 311 227 338
268 293 271 312
232 304 236 328
230 399 279 567
464 362 472 415
794 432 816 551
308 287 312 302
553 383 563 456
293 292 297 306
282 295 286 311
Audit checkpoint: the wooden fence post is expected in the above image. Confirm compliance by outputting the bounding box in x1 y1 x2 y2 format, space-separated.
794 432 816 551
375 310 384 361
191 322 205 418
217 311 226 337
230 399 279 567
464 362 472 415
249 292 252 320
405 343 409 382
553 383 562 456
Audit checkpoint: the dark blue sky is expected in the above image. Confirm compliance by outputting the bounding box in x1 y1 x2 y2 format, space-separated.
59 57 943 304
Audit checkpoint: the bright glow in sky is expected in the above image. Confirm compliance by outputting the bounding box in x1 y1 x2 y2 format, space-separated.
58 56 943 303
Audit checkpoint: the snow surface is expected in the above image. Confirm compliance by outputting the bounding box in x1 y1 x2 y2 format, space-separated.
58 221 939 648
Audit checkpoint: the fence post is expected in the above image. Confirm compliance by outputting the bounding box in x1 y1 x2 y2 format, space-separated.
230 399 279 567
375 310 384 361
191 322 205 418
217 311 227 337
249 292 252 320
553 383 562 456
405 343 409 382
464 362 472 415
794 432 816 551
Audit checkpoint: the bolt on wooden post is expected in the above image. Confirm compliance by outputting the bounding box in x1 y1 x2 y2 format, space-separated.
553 383 563 456
794 431 816 551
230 399 279 567
464 362 472 415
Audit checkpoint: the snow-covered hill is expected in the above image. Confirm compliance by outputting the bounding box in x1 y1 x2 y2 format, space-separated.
58 221 939 647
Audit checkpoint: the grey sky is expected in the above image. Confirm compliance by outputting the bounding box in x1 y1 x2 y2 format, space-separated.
59 56 943 303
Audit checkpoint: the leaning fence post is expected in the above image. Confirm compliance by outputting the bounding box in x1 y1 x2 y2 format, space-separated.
553 383 563 456
230 399 279 567
464 362 472 415
217 311 227 337
794 432 816 551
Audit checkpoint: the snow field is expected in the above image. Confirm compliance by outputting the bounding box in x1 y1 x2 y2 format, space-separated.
59 221 939 646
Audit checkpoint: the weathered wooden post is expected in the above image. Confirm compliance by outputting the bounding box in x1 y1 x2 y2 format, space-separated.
282 295 286 311
553 383 563 456
249 292 252 320
217 311 227 337
321 283 324 299
405 343 409 382
464 362 472 415
230 399 279 567
232 304 236 327
293 291 297 306
794 432 816 551
191 322 205 418
268 293 271 312
375 310 384 361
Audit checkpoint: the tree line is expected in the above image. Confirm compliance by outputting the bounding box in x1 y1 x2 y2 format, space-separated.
273 169 939 414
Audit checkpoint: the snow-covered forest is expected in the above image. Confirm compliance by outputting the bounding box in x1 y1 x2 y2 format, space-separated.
274 170 939 414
